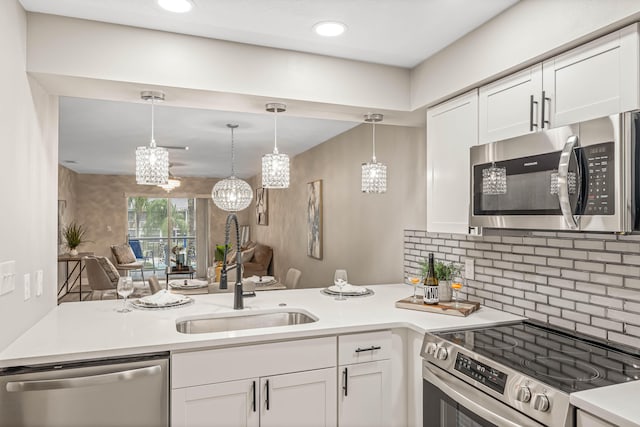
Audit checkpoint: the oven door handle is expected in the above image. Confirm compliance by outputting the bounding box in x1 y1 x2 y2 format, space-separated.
558 135 579 230
423 363 545 427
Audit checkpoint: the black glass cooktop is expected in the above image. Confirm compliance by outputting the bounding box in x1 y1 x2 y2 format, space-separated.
435 321 640 394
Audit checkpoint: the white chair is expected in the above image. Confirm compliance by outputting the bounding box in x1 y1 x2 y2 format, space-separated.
284 268 302 289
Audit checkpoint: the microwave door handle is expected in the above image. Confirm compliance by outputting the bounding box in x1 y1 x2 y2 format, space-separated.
558 135 579 230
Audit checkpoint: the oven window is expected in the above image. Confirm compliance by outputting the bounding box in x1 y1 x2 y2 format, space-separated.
424 380 498 427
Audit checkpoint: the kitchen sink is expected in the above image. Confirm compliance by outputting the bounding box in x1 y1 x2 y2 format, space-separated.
175 309 318 334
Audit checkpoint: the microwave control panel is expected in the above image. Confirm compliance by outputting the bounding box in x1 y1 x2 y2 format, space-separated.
585 142 614 215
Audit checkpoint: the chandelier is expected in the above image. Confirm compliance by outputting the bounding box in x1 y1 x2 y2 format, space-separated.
158 168 181 192
361 113 387 193
481 163 507 195
212 124 253 212
262 103 290 188
136 91 169 185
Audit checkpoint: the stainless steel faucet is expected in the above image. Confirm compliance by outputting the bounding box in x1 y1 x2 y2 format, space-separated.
219 213 244 309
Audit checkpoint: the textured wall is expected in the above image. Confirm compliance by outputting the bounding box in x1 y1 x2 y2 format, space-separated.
73 174 249 270
250 123 426 288
57 165 78 252
404 229 640 348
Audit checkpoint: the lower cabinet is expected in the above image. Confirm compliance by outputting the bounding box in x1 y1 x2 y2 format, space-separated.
575 410 616 427
338 360 391 427
172 368 336 427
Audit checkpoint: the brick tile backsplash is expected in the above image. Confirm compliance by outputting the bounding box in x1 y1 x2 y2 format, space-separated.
404 229 640 349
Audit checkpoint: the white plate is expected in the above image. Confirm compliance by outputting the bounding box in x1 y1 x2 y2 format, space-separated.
131 296 193 310
169 280 208 289
327 284 367 294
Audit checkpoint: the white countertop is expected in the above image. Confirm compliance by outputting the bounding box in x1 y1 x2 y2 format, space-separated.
0 284 522 367
571 381 640 427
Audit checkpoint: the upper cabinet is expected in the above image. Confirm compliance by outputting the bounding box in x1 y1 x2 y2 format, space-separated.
479 23 639 144
427 90 478 234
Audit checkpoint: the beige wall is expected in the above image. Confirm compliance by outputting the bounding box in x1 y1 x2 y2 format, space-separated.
57 165 78 252
249 124 426 288
0 0 58 350
73 174 249 270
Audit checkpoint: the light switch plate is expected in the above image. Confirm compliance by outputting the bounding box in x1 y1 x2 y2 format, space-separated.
36 270 43 296
24 273 31 300
0 261 16 296
465 259 475 280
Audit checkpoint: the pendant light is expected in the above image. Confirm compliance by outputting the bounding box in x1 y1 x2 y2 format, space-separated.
158 166 181 192
212 124 253 212
136 91 169 185
262 103 290 188
361 113 387 193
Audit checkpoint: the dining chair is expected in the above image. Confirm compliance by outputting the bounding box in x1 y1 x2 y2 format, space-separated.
110 243 145 281
84 256 119 300
284 268 302 289
148 275 162 294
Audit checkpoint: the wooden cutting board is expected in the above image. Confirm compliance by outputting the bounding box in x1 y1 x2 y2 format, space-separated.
395 295 480 317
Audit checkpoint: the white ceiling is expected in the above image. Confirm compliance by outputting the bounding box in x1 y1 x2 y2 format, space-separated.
21 0 518 177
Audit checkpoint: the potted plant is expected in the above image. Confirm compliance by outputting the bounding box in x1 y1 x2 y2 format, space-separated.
62 222 88 256
211 244 232 283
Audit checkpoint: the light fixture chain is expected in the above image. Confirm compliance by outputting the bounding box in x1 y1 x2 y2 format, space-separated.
372 122 377 162
231 126 235 177
273 110 279 154
150 96 156 148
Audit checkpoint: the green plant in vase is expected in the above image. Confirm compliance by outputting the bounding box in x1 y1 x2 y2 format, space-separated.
62 222 88 256
214 244 232 263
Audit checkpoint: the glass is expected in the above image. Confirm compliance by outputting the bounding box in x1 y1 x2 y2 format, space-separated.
450 271 465 308
334 269 348 301
116 277 134 313
407 273 423 303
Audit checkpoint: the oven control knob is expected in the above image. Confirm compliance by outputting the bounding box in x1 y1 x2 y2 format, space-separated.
425 342 437 356
435 346 448 361
515 385 531 403
532 393 550 412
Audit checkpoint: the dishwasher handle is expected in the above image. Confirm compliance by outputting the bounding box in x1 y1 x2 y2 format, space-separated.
6 365 162 392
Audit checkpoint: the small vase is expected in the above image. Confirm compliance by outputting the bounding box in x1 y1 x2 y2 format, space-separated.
439 280 452 302
69 248 79 256
215 262 223 282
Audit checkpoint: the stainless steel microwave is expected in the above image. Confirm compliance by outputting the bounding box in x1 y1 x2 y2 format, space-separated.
470 112 640 232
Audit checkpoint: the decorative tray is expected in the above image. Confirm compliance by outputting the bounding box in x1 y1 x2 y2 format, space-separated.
395 296 480 317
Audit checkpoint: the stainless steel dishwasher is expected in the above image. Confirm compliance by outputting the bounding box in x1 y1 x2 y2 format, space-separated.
0 352 169 427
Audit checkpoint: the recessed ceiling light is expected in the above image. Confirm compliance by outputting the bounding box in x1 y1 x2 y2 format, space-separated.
157 0 193 13
313 21 346 37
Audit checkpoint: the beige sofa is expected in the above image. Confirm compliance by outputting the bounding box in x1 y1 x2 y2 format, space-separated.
227 241 273 278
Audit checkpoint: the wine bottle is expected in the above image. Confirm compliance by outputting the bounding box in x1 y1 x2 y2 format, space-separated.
423 253 439 304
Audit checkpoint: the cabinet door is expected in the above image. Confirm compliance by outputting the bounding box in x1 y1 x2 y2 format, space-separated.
339 360 391 427
543 23 639 127
576 410 616 427
426 90 478 234
172 378 259 427
479 64 542 143
261 368 337 427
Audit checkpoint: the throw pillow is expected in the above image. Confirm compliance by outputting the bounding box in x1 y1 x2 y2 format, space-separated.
95 256 120 285
226 250 237 264
111 244 136 264
241 247 255 263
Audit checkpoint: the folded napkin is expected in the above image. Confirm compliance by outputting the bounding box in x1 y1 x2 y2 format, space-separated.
170 279 208 288
247 275 275 284
328 283 367 294
140 290 187 305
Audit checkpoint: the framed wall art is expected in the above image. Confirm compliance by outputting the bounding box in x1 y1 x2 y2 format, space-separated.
256 187 268 226
307 179 322 259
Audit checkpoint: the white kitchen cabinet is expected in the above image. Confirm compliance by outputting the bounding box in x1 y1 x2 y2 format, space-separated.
479 23 639 144
426 90 479 234
479 64 542 144
576 409 616 427
172 378 259 427
338 331 392 427
543 23 639 127
261 368 336 427
171 337 337 427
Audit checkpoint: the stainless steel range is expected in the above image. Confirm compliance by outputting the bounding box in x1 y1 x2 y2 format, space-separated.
421 321 640 427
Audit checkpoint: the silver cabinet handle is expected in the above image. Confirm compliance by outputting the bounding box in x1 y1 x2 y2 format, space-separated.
355 345 381 353
264 379 270 411
342 367 348 397
558 135 580 230
529 95 539 132
541 90 551 129
6 365 162 392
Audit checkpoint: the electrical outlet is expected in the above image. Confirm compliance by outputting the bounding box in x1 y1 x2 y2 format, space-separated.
0 261 16 296
36 270 43 297
465 259 475 280
24 273 31 300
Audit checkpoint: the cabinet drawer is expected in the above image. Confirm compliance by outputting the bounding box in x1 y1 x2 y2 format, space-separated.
338 330 391 365
576 410 616 427
172 336 336 389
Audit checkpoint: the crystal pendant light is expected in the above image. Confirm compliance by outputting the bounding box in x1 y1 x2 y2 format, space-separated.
262 103 290 188
212 124 253 212
136 91 169 185
481 163 507 195
361 113 387 193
